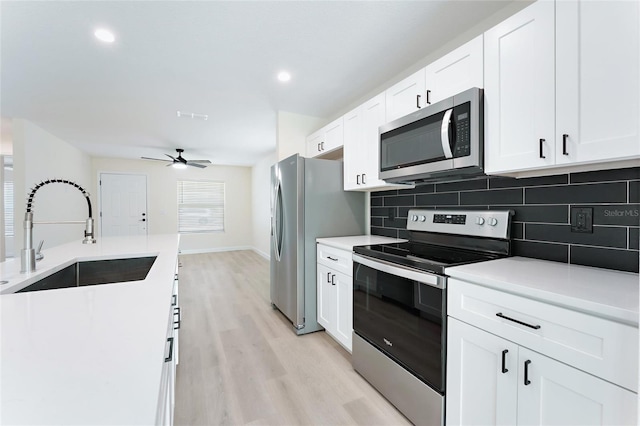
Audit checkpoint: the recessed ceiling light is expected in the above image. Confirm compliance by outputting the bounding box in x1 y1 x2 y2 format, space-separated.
277 71 291 82
94 28 115 43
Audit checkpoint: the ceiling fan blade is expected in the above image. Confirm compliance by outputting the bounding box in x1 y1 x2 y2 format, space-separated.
141 156 171 162
165 154 177 161
187 162 207 169
189 160 212 164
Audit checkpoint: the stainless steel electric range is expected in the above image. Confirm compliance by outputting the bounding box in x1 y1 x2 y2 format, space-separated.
352 209 513 425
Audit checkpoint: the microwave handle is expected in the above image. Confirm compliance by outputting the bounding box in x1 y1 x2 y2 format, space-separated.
440 108 454 159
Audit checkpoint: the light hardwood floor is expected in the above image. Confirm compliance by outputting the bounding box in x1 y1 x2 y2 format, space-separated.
174 251 411 426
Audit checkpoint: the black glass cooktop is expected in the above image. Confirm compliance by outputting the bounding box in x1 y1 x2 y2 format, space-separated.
353 241 504 275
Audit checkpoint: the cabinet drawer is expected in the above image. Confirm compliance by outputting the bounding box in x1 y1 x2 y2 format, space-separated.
317 244 352 276
448 279 638 392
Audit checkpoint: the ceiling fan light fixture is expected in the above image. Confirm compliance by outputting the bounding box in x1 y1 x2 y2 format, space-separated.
172 162 187 169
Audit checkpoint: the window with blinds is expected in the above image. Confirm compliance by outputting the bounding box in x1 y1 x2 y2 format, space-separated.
177 180 224 233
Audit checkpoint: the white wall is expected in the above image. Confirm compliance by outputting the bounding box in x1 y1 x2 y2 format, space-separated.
91 157 252 253
277 111 325 161
12 119 92 253
251 151 277 259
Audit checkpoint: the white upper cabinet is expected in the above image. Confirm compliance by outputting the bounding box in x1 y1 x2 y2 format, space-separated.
385 69 426 122
305 117 344 158
306 128 324 158
323 117 344 153
344 93 413 191
555 0 640 165
424 35 484 105
343 106 365 190
485 0 640 176
484 0 556 174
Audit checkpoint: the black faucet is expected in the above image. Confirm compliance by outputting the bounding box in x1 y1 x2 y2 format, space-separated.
21 179 96 273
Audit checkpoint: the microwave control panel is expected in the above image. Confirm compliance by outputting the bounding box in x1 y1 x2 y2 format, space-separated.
453 102 471 158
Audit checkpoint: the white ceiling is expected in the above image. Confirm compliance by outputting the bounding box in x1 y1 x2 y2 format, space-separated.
1 1 514 166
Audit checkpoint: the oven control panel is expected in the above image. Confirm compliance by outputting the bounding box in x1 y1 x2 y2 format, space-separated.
407 209 513 239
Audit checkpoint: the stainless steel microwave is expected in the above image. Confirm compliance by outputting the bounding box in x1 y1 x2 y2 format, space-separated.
379 87 483 184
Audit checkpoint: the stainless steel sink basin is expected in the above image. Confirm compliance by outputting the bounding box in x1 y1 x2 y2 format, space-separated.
17 256 157 293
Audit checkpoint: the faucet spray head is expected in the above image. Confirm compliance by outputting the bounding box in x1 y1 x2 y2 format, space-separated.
83 218 97 244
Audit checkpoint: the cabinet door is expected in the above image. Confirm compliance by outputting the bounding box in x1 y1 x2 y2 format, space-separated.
425 35 484 104
446 318 518 426
484 1 555 174
517 347 637 426
343 106 364 190
385 69 426 122
323 117 344 153
556 0 640 165
306 129 324 158
361 93 388 187
317 264 336 331
334 269 353 352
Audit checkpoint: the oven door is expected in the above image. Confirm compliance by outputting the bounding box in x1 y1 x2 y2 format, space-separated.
352 253 446 394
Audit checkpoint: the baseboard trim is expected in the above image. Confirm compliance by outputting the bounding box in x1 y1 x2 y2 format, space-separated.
179 246 253 255
252 248 270 260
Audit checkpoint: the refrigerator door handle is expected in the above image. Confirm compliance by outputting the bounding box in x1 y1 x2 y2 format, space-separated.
273 177 283 261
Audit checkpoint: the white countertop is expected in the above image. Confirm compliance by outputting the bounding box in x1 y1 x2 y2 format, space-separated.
0 234 180 425
446 257 639 326
316 235 406 251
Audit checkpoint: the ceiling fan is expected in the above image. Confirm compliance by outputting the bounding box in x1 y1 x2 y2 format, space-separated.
141 149 211 169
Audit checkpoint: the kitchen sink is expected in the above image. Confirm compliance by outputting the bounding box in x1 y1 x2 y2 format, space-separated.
17 256 157 293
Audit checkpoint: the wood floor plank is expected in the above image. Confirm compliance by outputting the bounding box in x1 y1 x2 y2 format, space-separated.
174 251 411 426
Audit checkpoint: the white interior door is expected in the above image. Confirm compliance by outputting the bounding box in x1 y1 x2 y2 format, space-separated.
100 173 148 237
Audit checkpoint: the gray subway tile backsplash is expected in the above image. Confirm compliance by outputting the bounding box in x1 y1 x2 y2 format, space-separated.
371 166 640 273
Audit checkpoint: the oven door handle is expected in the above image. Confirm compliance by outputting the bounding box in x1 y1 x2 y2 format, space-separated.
353 254 445 289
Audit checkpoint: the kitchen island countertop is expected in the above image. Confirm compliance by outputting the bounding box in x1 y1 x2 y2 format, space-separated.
0 233 180 425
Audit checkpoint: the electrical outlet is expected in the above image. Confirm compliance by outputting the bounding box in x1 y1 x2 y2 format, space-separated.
570 207 593 233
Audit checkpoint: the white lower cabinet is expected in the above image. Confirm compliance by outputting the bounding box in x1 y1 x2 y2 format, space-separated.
446 278 638 426
158 308 177 426
157 262 180 426
316 243 353 351
447 318 518 425
447 318 637 426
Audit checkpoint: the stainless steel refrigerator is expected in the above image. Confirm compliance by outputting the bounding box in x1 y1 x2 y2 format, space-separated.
270 154 364 335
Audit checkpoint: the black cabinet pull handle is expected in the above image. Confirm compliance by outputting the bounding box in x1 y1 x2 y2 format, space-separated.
317 143 321 152
165 337 174 362
426 89 431 105
501 349 509 374
326 272 331 282
563 134 569 155
327 256 338 261
172 294 177 306
362 174 366 184
356 174 361 185
331 274 336 285
539 139 546 158
416 94 421 109
321 142 325 151
175 274 178 281
496 312 541 330
524 360 532 385
174 307 181 330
